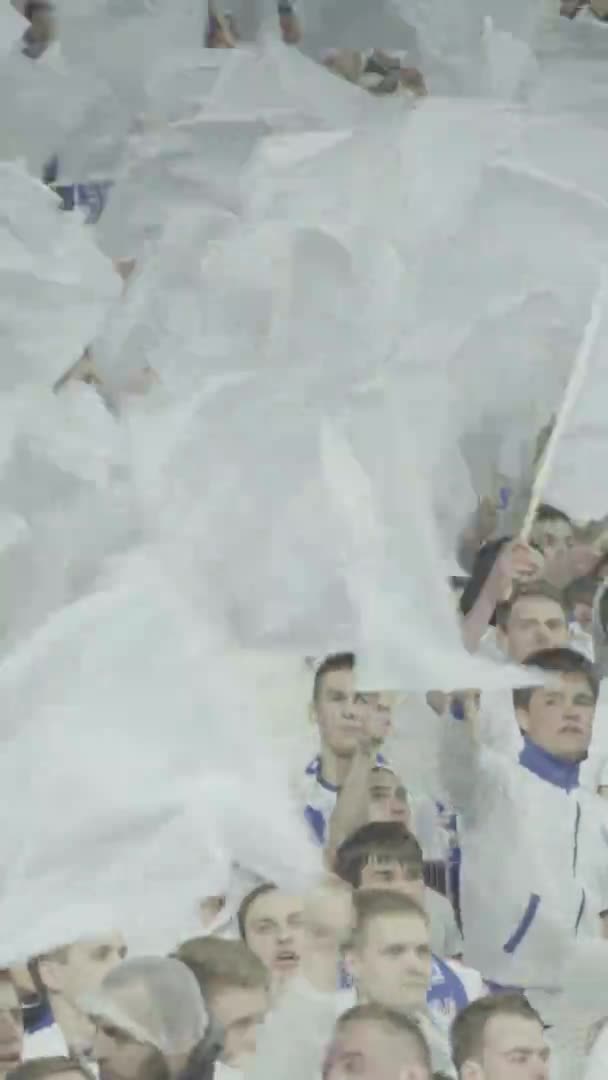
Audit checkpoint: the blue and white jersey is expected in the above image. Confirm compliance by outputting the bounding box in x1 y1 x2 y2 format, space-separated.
427 956 485 1032
302 752 386 846
338 954 483 1025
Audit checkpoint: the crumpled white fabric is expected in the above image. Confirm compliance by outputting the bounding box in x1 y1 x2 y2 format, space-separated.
0 162 119 387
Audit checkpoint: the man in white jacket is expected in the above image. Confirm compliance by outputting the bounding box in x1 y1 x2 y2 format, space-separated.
440 648 608 1008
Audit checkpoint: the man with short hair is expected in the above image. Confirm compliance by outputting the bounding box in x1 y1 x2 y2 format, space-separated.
495 585 569 665
346 892 454 1076
300 654 386 848
450 993 550 1080
440 648 608 1009
0 974 24 1080
174 938 269 1070
334 822 464 963
530 505 574 562
28 936 127 1060
323 1003 432 1080
237 884 304 998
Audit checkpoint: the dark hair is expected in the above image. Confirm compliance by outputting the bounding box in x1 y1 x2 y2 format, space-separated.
459 539 511 622
237 883 277 941
512 647 600 711
334 822 423 889
7 1060 88 1080
334 1004 431 1069
495 582 567 631
352 890 428 949
451 993 543 1072
313 653 355 704
174 937 268 996
533 503 572 527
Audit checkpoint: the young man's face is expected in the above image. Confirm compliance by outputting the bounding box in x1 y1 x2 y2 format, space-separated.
532 517 574 559
499 597 568 663
350 913 431 1013
243 891 304 989
210 984 268 1068
367 771 410 827
314 668 360 758
470 1014 550 1080
325 1018 430 1080
572 600 593 632
40 935 127 1048
359 860 424 905
354 694 392 748
0 978 23 1076
517 673 595 762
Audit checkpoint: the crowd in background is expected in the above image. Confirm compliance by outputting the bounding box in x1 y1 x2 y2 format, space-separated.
4 2 608 1080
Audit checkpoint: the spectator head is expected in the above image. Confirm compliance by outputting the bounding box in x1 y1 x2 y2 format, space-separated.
335 823 423 904
451 993 549 1079
323 1004 432 1080
530 505 574 559
237 885 304 991
495 584 568 663
354 694 393 749
0 973 23 1080
174 938 268 1069
33 935 127 1055
367 768 410 827
311 654 360 760
513 648 599 763
89 958 210 1080
348 891 431 1013
564 575 599 632
7 1059 89 1080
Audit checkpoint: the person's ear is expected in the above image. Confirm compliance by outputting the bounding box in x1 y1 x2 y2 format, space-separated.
37 957 66 994
516 706 530 734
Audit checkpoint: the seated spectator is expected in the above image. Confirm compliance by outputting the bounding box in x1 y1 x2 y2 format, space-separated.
450 993 550 1080
89 958 217 1080
28 936 126 1059
8 1059 89 1080
334 823 464 962
0 974 24 1080
174 938 269 1070
237 885 304 998
323 1003 432 1080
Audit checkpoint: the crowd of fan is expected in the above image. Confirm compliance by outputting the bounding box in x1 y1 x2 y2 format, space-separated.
5 2 608 1080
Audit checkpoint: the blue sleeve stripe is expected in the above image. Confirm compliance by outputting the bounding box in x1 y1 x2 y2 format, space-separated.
503 893 541 954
